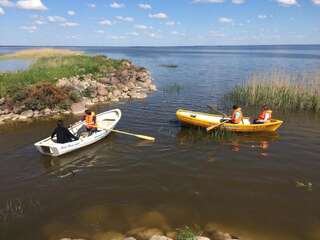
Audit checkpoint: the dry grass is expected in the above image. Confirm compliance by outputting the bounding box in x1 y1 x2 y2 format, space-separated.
225 70 320 112
0 48 82 59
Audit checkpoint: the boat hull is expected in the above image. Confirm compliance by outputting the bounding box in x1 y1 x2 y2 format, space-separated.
34 109 121 156
176 109 283 133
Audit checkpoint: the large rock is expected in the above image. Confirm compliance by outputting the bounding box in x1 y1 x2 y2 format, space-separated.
0 98 5 105
94 231 124 240
129 91 147 99
97 84 109 96
112 89 122 98
71 102 85 115
127 228 163 240
20 110 34 118
150 236 173 240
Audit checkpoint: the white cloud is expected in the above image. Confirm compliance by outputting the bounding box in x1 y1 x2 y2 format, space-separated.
192 0 224 3
171 31 186 36
165 21 176 26
138 3 152 9
128 31 139 36
276 0 298 6
99 19 112 26
110 2 125 8
148 12 168 19
219 17 233 23
88 3 96 8
21 25 37 32
312 0 320 5
0 0 14 7
258 14 267 19
111 35 126 40
16 0 47 10
0 7 4 15
209 31 225 37
68 10 76 16
116 16 134 22
61 22 79 27
35 19 45 24
232 0 245 3
48 16 66 23
95 30 105 34
148 33 157 38
134 24 152 29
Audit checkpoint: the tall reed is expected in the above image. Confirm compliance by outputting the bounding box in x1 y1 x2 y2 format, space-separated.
225 70 320 112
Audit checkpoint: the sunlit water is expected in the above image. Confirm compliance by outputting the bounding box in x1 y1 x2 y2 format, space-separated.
0 46 320 240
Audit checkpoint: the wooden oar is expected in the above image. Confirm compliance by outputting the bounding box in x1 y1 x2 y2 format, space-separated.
206 120 228 132
100 127 155 141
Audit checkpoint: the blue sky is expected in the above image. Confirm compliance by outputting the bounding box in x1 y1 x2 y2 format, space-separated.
0 0 320 46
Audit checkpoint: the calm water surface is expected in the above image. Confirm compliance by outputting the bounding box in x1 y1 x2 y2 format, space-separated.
0 46 320 240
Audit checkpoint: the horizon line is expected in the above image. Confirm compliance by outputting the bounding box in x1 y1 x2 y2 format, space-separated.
1 43 320 48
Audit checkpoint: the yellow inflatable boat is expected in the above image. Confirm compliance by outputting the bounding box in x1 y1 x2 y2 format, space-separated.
176 109 283 132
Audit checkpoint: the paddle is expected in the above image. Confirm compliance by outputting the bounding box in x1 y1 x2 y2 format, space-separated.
99 126 155 142
109 129 155 141
206 119 228 132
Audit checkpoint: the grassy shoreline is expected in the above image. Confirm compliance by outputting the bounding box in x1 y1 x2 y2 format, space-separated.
225 70 320 112
0 55 122 97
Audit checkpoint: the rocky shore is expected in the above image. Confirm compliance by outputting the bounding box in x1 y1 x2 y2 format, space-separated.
0 59 156 125
58 223 239 240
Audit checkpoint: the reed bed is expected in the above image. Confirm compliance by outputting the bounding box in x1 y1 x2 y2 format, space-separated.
0 48 82 59
225 70 320 112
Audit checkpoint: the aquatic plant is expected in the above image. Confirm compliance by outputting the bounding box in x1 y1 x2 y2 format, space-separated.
0 48 82 59
0 55 122 98
162 83 184 95
160 64 178 68
225 70 320 112
176 226 199 240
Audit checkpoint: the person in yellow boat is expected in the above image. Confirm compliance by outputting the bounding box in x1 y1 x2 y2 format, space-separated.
229 105 243 124
254 105 272 124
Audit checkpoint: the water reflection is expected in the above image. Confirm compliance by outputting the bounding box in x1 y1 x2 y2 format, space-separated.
176 127 280 158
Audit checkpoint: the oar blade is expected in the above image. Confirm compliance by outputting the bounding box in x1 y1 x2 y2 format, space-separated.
206 123 223 132
136 135 156 141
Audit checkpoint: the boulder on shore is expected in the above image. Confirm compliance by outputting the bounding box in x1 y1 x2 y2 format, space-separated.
71 102 86 115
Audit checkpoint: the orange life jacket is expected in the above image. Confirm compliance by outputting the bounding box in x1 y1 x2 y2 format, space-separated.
231 110 243 124
258 110 272 122
85 112 96 129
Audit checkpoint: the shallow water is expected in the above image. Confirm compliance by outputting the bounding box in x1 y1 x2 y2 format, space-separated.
0 45 320 240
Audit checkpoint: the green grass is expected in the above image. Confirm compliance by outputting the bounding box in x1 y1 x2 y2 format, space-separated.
225 70 320 112
0 55 122 97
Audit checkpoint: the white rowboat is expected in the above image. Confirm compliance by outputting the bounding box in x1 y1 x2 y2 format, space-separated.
34 109 122 157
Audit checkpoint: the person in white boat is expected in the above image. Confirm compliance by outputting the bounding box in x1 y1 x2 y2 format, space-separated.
77 110 98 136
51 120 79 144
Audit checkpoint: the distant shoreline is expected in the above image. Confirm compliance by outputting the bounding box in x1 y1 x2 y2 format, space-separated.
1 44 320 48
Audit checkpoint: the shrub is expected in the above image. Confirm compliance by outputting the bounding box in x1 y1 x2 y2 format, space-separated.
176 227 199 240
23 83 68 110
69 90 82 102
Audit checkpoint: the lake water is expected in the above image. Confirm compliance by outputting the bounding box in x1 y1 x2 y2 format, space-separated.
1 45 320 240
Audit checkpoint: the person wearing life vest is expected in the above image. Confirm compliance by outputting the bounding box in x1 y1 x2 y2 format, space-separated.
230 105 243 124
83 110 97 130
254 105 272 124
77 109 97 136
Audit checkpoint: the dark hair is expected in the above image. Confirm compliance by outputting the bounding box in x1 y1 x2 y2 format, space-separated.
57 120 64 127
262 105 269 110
85 109 91 115
233 105 240 110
